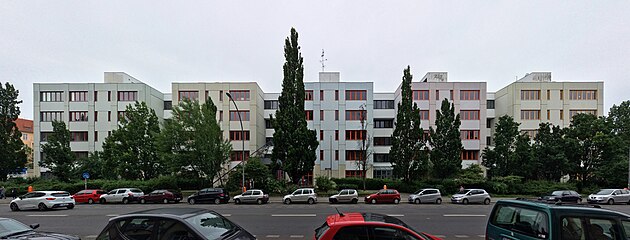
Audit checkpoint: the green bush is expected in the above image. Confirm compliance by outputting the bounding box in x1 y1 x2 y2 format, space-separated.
315 176 336 192
336 183 358 190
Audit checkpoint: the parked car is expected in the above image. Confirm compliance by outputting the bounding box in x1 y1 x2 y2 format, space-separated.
488 199 630 240
314 212 441 240
72 189 106 204
588 189 630 205
539 190 582 203
0 217 80 239
233 189 269 204
99 188 144 204
283 188 317 204
364 189 401 204
139 189 183 204
10 191 75 211
451 189 491 205
187 188 230 204
328 189 359 204
408 188 442 204
96 208 255 240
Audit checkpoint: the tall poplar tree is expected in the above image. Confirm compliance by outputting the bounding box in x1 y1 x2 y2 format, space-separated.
272 28 319 184
389 66 428 182
0 83 27 181
429 99 463 179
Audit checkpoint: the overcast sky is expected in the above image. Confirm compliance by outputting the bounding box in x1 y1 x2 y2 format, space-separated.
2 1 629 119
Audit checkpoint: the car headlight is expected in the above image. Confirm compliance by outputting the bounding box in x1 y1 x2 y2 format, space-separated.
366 196 371 198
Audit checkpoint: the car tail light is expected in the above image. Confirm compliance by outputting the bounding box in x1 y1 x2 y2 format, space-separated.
46 198 56 200
219 193 225 197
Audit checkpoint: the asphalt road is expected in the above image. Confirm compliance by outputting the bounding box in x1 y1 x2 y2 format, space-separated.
4 200 630 240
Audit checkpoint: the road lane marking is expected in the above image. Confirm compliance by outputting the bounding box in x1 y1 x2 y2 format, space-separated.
271 214 316 217
27 214 68 217
455 235 470 238
266 235 280 238
434 235 446 238
290 235 304 238
443 214 486 217
222 214 232 217
387 214 405 217
478 235 486 238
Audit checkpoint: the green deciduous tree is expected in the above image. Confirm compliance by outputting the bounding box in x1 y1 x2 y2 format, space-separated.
0 82 27 181
227 157 274 192
482 115 520 179
608 100 630 145
74 152 112 180
41 121 75 182
272 28 319 184
389 66 429 182
532 123 568 181
159 98 231 182
429 99 463 179
101 101 162 180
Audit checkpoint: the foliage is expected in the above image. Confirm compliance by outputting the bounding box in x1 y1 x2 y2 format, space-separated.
456 164 485 186
315 176 336 192
531 123 568 181
73 152 113 180
390 66 429 182
41 121 76 182
429 99 463 179
0 82 27 181
159 98 231 182
271 28 319 184
608 100 630 144
511 134 534 179
355 104 372 190
101 102 162 180
226 157 274 192
482 115 520 179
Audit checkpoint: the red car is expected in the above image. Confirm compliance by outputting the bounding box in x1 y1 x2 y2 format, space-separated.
73 189 106 204
314 212 441 240
364 189 401 204
139 189 183 204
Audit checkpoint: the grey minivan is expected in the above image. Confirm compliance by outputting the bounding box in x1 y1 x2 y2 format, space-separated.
283 188 317 204
588 189 630 205
408 188 442 204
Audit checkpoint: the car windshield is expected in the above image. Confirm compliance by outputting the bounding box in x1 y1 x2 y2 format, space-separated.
0 219 32 238
414 189 424 194
551 191 564 196
596 189 615 195
185 212 238 239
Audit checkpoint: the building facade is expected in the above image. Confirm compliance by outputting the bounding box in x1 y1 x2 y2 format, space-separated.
13 118 34 177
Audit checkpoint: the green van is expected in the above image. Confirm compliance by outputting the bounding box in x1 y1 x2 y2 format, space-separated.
487 199 630 240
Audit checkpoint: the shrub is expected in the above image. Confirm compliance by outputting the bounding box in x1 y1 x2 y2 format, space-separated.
315 176 336 192
336 183 358 190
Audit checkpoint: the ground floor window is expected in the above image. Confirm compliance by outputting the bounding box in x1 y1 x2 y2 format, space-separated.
373 169 393 179
345 170 365 178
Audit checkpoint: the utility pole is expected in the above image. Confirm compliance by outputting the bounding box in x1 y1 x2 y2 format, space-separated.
226 92 246 193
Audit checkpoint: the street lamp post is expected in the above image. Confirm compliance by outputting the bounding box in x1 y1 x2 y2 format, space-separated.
226 92 246 193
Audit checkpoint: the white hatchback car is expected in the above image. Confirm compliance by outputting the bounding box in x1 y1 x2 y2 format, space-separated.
10 191 75 211
99 188 144 204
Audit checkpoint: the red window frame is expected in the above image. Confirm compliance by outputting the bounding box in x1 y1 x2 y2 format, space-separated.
461 110 480 120
345 170 365 178
460 90 480 100
461 150 479 160
305 110 314 120
69 91 88 102
229 111 250 121
69 111 88 122
229 131 250 141
345 130 366 140
346 110 366 121
346 90 367 101
461 130 480 140
70 132 88 142
413 90 429 100
230 151 250 161
178 91 199 101
229 90 250 101
117 91 138 102
419 110 429 120
305 90 314 101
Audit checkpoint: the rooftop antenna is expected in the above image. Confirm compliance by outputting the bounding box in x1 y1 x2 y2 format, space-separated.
320 49 328 72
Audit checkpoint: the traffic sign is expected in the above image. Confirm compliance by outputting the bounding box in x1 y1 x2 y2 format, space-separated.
82 172 90 179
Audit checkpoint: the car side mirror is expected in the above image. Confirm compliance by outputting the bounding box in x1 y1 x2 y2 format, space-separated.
30 224 40 229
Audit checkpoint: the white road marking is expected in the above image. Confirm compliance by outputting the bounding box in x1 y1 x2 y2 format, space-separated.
27 214 68 217
290 235 304 238
434 235 446 238
271 214 316 217
443 214 486 217
387 214 405 217
266 235 280 238
455 235 470 238
85 235 98 238
478 235 486 238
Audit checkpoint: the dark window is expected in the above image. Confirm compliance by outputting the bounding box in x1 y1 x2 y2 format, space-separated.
460 90 480 100
264 100 279 109
492 205 549 239
487 100 495 109
70 132 89 142
305 110 313 120
230 151 250 161
373 169 393 179
117 91 138 101
374 137 392 146
229 131 250 141
371 226 420 240
346 150 365 160
374 119 394 128
40 132 53 142
373 154 390 162
265 119 273 129
266 137 273 146
115 218 157 240
346 130 366 140
178 91 199 101
164 101 172 110
346 110 366 121
229 90 250 101
413 90 429 100
305 90 313 101
333 226 370 240
229 111 250 121
346 90 367 101
374 100 395 109
69 111 88 122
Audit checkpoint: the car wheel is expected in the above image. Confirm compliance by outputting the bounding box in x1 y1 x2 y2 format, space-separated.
462 199 469 205
10 203 19 211
140 199 146 204
122 198 129 204
484 198 491 205
188 199 195 205
214 199 221 204
257 199 263 205
163 199 169 204
308 198 315 205
371 199 377 204
235 199 241 205
100 198 106 204
394 198 400 204
414 199 421 204
284 199 291 205
67 204 74 209
38 203 48 211
351 198 358 204
88 198 94 204
436 198 442 204
608 199 614 205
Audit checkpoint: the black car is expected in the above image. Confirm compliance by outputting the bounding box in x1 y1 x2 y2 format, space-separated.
0 217 79 240
540 190 582 203
96 208 255 240
188 188 230 204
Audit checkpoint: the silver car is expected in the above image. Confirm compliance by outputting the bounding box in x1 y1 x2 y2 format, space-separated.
588 189 630 205
408 188 442 204
233 189 269 204
99 188 144 204
10 191 75 211
283 188 317 204
329 189 359 204
451 189 491 205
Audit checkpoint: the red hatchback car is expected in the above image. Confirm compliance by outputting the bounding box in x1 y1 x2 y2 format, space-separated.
73 189 107 204
364 189 401 204
314 212 441 240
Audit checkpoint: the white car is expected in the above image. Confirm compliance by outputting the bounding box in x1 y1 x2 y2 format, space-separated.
10 191 75 211
99 188 144 204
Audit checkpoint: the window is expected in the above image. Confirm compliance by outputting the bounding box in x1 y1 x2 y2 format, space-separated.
70 132 88 142
320 130 323 140
320 110 324 121
305 110 314 120
229 111 250 121
108 111 111 121
219 90 223 101
547 90 550 100
264 100 278 109
345 170 364 178
487 100 495 109
229 90 250 101
40 111 63 122
461 150 479 160
320 90 324 101
413 90 429 100
547 110 550 120
346 150 365 161
560 90 564 100
569 109 597 118
335 90 339 100
335 130 339 140
521 110 541 120
69 91 88 102
491 205 549 239
419 110 429 120
561 217 617 240
164 101 172 110
521 90 540 100
178 91 199 101
450 90 454 100
117 91 138 101
460 90 480 100
265 119 273 129
346 110 366 121
40 91 63 102
521 130 538 138
335 110 339 120
346 130 366 140
374 100 395 109
569 90 597 100
373 169 394 179
94 91 98 102
40 132 53 142
229 131 250 141
333 226 370 240
461 130 480 140
560 110 564 120
461 110 480 120
230 151 250 161
373 154 390 162
320 150 324 160
94 131 98 142
266 137 273 146
374 137 392 146
68 111 88 122
346 90 367 100
335 150 339 160
108 91 111 101
305 90 314 101
374 119 394 128
436 90 440 100
372 227 420 240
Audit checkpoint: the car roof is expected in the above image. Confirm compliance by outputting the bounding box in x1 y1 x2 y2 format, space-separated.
35 191 69 194
327 212 410 227
496 199 630 217
114 208 215 220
